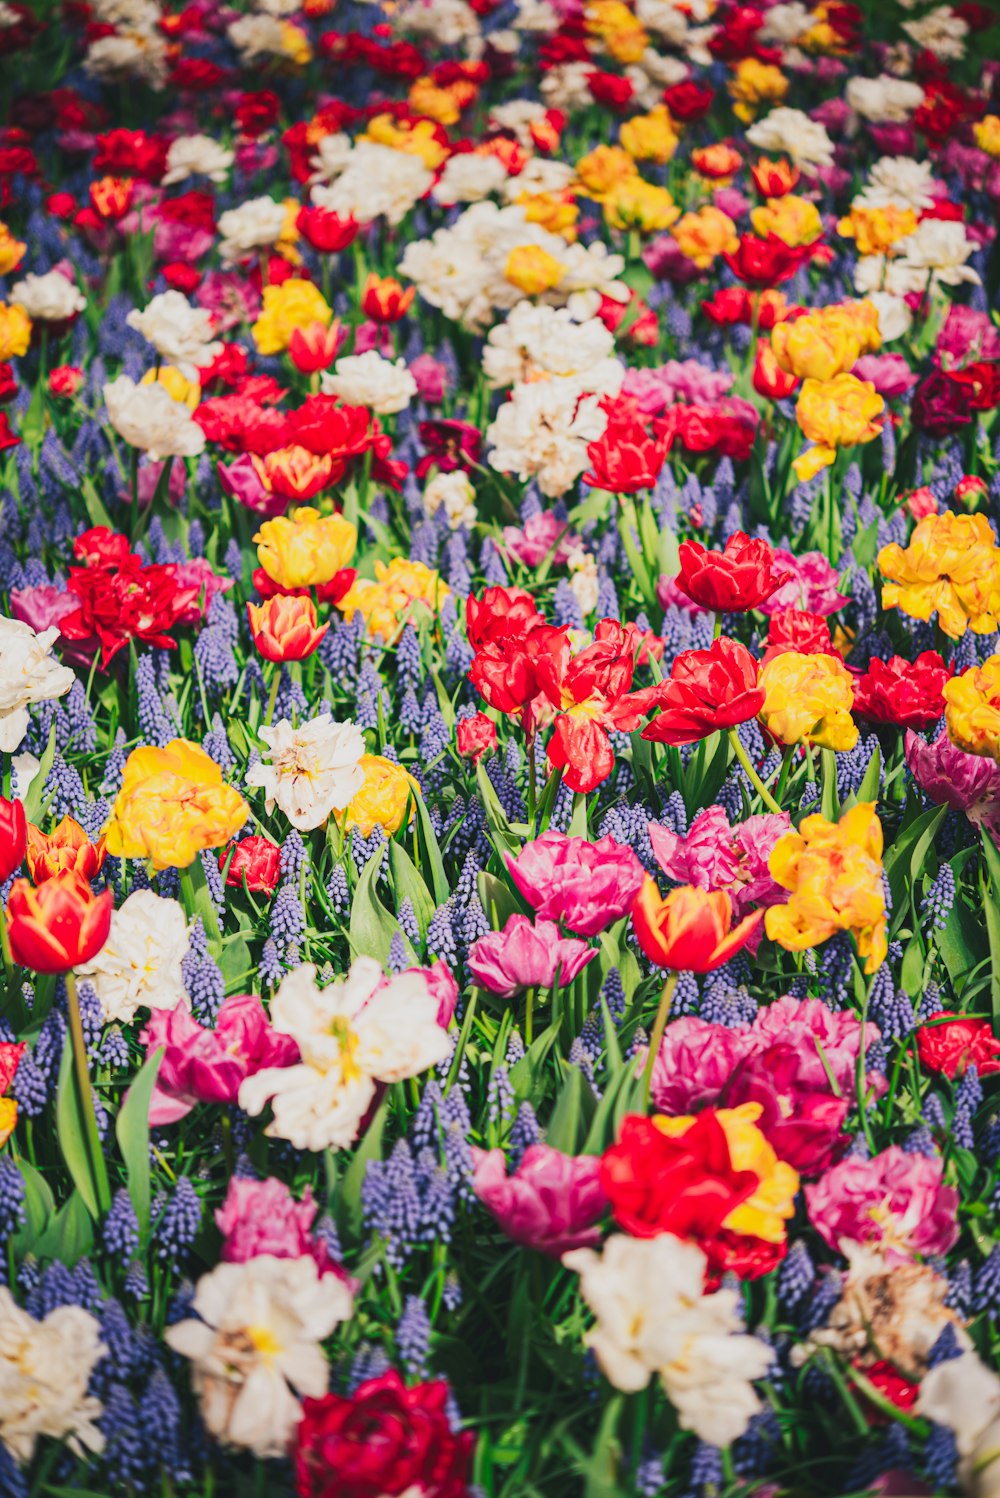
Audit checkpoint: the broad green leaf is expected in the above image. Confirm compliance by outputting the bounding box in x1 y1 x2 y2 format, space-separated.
349 851 400 965
338 1095 388 1240
389 839 435 942
116 1047 163 1236
55 1044 103 1219
10 1160 55 1257
980 833 1000 1022
546 1063 596 1154
21 720 57 824
478 869 522 933
33 1188 94 1268
476 760 522 859
179 858 223 953
412 786 450 904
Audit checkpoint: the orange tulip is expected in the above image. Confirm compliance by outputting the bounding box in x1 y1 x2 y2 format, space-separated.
361 273 416 324
6 871 113 973
247 594 330 662
750 157 800 197
288 319 344 374
631 877 762 972
260 445 335 502
89 176 134 222
26 816 106 883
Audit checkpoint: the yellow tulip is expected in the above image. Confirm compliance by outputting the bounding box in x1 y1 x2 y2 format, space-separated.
343 754 421 837
943 656 1000 762
339 558 449 645
252 278 332 357
792 372 884 481
254 507 357 590
504 245 566 296
758 650 858 753
105 740 249 872
878 510 1000 640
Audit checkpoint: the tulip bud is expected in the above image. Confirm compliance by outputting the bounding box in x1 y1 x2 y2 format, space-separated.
288 319 344 374
6 871 113 973
221 835 282 894
955 474 988 508
360 273 415 324
456 713 498 762
0 797 26 882
248 594 330 662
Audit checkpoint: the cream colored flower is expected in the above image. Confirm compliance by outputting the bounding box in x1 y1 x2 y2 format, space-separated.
746 107 834 169
127 291 222 381
487 380 606 498
163 134 235 186
902 4 968 60
311 142 432 227
424 471 478 531
433 152 507 207
894 219 981 290
165 1255 353 1458
246 714 366 832
856 155 936 212
217 196 289 264
0 1288 105 1465
103 375 206 460
563 1234 772 1446
10 270 85 322
321 350 417 415
239 959 452 1151
0 616 75 753
75 889 190 1024
846 74 924 123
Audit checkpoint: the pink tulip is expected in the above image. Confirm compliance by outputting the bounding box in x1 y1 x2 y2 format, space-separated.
852 354 917 400
140 994 299 1126
806 1147 959 1264
216 1177 319 1263
408 354 449 404
760 550 850 617
396 960 458 1029
171 558 234 626
506 831 644 938
649 805 789 920
471 1144 607 1256
467 916 596 997
905 728 1000 844
650 1015 751 1115
501 512 577 568
217 454 286 517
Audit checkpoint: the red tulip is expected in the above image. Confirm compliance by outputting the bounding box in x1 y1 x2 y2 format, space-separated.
6 871 113 973
0 797 26 882
642 637 765 746
676 531 788 612
221 835 282 894
631 878 763 972
248 595 330 662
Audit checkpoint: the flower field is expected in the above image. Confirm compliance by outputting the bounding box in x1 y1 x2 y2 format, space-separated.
2 0 1000 1492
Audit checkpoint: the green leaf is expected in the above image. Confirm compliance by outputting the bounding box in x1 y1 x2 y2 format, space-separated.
80 474 114 532
55 1044 101 1219
389 839 435 943
508 1018 562 1104
844 742 882 810
10 1161 55 1257
980 833 1000 1022
21 720 57 824
338 1095 388 1240
116 1047 163 1236
179 857 222 953
546 1063 596 1154
476 759 522 860
33 1188 94 1268
478 869 522 933
884 805 947 924
412 786 450 904
820 748 839 821
349 851 400 966
581 1397 624 1498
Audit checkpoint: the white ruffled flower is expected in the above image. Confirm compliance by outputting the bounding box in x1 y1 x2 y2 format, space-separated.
918 1353 1000 1496
217 196 289 264
433 152 508 207
0 1288 105 1465
103 375 207 460
746 107 835 170
483 302 619 388
163 133 235 186
10 270 86 322
395 0 481 45
902 4 968 60
758 1 813 43
246 713 365 832
165 1256 353 1459
0 616 75 754
487 380 607 498
866 290 913 343
239 959 453 1151
84 30 168 88
540 61 596 113
856 155 936 211
424 471 478 530
853 252 929 299
321 350 417 415
226 12 288 61
846 74 925 123
500 157 575 203
564 1234 773 1447
633 0 689 44
126 291 223 381
894 219 981 290
311 142 432 227
309 132 353 184
75 889 190 1024
567 547 599 618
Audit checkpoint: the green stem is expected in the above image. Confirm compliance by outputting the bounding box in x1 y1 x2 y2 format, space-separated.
0 917 13 991
642 972 678 1109
65 972 112 1216
526 733 537 826
727 728 783 815
264 668 282 727
524 987 535 1047
128 446 140 543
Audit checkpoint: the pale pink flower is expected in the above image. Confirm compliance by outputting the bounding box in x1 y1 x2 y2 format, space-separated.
172 558 234 625
471 1144 607 1256
501 511 578 568
467 916 596 997
905 728 1000 844
408 353 449 404
620 361 733 417
852 354 917 399
506 830 644 937
805 1147 959 1263
760 550 849 617
648 805 790 919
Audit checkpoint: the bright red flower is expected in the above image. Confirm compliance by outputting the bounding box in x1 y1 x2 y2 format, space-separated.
48 365 83 398
753 340 800 400
656 400 758 461
852 652 952 730
675 531 787 612
762 608 833 665
221 835 282 894
59 533 200 669
361 272 415 323
93 127 168 182
723 233 812 288
642 637 764 746
662 80 713 121
0 412 20 452
466 586 543 649
535 620 659 793
295 205 359 253
584 417 669 493
286 396 373 479
601 1111 759 1243
749 157 800 197
194 395 293 456
587 69 633 111
916 1014 1000 1079
259 446 335 502
701 286 793 329
853 1361 921 1421
6 871 113 973
234 90 281 138
0 797 26 882
294 1371 475 1498
288 320 345 374
456 713 498 762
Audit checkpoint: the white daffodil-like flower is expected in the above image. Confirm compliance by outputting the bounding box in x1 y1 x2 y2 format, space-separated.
902 4 968 60
0 616 75 754
855 155 936 212
75 889 190 1024
10 270 86 322
126 291 223 381
483 302 619 388
0 1288 105 1465
487 380 607 498
311 141 433 227
239 959 452 1151
894 219 982 290
846 74 924 123
217 196 290 264
165 1255 353 1458
746 107 835 170
564 1234 773 1449
246 713 366 832
103 376 206 460
424 471 478 531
